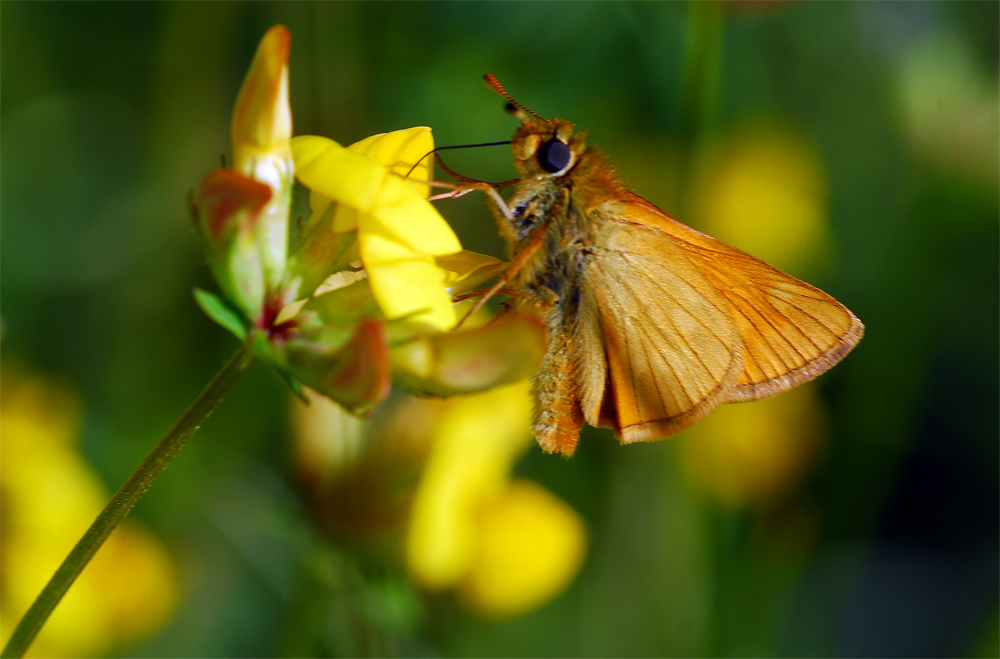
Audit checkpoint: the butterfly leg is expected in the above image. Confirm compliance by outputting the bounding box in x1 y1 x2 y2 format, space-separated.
425 180 516 221
451 287 519 302
455 221 550 328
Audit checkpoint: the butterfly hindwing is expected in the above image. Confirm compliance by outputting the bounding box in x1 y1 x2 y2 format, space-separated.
578 219 742 443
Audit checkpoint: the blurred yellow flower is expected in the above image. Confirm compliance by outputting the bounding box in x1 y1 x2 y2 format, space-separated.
292 377 587 618
689 128 831 276
678 383 825 509
405 382 587 617
459 480 587 618
0 368 177 658
406 382 535 587
292 128 464 331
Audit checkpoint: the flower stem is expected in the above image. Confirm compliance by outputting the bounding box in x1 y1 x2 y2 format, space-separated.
1 339 258 659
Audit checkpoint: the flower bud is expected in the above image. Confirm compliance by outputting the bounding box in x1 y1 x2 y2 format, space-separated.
229 24 294 301
285 319 391 415
192 169 272 322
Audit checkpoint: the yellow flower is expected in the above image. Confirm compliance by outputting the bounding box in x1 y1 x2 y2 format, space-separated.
406 382 535 587
689 128 831 276
459 480 587 618
0 368 177 658
678 383 825 509
288 128 541 401
405 382 588 617
292 128 464 331
196 25 543 410
291 379 588 618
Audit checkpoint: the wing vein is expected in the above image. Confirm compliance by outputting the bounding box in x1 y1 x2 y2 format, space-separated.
777 295 845 339
620 262 725 382
730 303 789 372
637 318 691 411
620 252 729 318
757 293 824 352
617 255 732 349
730 291 808 365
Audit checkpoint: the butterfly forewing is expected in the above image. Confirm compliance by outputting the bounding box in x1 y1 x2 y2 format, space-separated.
581 221 742 443
619 194 864 404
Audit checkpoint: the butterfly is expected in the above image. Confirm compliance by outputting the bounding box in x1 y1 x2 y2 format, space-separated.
435 75 863 457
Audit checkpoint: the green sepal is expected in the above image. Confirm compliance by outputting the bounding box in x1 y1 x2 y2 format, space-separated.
194 288 248 340
276 367 308 404
300 279 383 346
250 331 276 361
287 201 360 299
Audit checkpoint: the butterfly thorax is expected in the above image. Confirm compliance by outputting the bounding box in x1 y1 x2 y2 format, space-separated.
493 118 628 321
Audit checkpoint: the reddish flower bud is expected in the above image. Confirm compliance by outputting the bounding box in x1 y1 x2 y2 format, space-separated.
192 169 273 322
286 319 391 415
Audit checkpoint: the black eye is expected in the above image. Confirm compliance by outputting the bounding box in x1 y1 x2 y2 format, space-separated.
536 138 571 174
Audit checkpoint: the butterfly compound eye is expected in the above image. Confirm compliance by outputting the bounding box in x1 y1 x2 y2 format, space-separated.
536 138 571 174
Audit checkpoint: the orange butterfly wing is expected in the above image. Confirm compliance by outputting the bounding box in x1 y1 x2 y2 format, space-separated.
577 217 743 444
579 193 863 443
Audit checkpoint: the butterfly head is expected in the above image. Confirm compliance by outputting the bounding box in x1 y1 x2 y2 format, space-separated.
483 74 588 180
509 117 588 180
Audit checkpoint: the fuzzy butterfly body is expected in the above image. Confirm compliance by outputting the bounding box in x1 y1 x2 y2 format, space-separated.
470 79 863 457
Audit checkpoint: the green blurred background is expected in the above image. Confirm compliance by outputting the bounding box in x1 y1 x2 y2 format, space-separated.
2 1 997 657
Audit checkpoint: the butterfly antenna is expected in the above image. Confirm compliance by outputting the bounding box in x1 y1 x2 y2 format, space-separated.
483 74 551 124
405 140 511 178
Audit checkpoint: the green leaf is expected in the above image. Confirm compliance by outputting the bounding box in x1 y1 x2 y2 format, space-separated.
194 288 248 340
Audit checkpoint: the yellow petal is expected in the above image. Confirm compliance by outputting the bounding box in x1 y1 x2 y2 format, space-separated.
292 135 387 210
292 134 460 256
356 207 456 330
331 203 359 233
364 259 454 330
347 126 434 197
372 173 460 256
460 480 587 618
406 382 533 589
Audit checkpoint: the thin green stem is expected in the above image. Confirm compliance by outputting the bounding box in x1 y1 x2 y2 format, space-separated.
2 339 257 659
